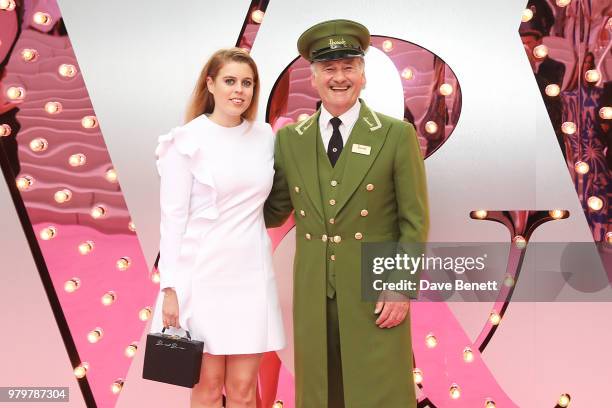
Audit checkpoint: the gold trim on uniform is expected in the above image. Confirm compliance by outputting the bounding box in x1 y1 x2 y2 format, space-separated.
354 232 363 240
360 209 368 217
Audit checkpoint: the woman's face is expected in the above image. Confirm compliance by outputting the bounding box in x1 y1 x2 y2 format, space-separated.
207 61 255 119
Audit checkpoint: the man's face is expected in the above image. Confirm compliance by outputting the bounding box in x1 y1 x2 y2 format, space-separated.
310 57 366 116
520 34 541 53
520 34 542 70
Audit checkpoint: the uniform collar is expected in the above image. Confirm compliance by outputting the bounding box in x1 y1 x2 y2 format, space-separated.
319 99 361 130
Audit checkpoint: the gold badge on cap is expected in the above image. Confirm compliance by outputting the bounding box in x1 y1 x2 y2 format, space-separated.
352 144 371 155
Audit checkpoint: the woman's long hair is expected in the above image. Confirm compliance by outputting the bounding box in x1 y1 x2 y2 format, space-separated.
185 48 260 123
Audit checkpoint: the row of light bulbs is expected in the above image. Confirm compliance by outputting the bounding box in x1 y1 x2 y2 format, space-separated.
522 0 573 24
2 117 96 140
539 67 609 229
382 41 457 99
521 5 606 88
32 203 109 224
473 209 611 245
418 338 571 406
17 166 116 191
2 83 94 139
2 3 157 401
556 115 608 214
29 144 97 165
73 361 125 394
428 210 565 402
58 251 131 270
0 3 56 25
529 47 604 88
18 48 78 79
57 222 140 368
466 208 573 405
66 250 158 392
64 269 158 297
69 288 154 391
475 205 606 237
397 45 453 136
65 278 155 391
9 83 107 204
6 70 78 102
473 209 568 220
85 311 150 342
42 103 100 125
557 119 610 211
86 329 140 352
412 377 569 405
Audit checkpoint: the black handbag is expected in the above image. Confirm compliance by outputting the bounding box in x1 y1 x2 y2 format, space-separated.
142 327 204 388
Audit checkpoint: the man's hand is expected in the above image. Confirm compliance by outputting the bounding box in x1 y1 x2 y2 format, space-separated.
374 290 410 329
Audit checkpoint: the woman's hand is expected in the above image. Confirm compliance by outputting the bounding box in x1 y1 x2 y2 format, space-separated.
162 288 180 329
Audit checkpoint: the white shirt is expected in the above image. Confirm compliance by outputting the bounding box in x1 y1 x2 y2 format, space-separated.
318 100 361 149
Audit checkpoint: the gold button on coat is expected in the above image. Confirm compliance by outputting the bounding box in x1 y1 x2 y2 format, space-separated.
329 218 335 224
299 210 306 217
305 233 311 240
366 183 374 191
322 234 328 242
355 232 363 240
294 186 300 193
360 209 369 217
329 199 336 205
330 255 336 261
330 180 338 187
333 235 342 243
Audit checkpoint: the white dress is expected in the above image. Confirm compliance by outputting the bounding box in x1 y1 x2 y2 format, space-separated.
149 114 285 355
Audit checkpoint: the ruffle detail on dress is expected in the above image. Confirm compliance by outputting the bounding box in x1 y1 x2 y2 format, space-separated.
156 126 219 220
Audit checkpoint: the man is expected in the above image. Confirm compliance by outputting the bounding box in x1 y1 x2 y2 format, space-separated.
520 0 566 159
264 19 429 407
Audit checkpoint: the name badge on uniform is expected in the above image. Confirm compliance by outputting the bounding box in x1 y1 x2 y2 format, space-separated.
351 144 371 155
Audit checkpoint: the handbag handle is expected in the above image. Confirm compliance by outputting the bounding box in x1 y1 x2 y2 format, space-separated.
161 327 192 340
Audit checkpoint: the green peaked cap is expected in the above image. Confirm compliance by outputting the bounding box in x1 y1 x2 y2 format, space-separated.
297 19 370 62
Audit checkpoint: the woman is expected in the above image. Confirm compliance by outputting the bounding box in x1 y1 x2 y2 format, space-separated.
151 48 285 408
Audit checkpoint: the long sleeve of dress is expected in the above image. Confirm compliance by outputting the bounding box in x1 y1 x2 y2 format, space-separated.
157 141 193 291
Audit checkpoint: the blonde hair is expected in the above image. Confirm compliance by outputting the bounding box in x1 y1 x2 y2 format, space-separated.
185 48 260 123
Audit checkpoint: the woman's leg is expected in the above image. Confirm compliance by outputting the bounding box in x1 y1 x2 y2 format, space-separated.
225 353 263 408
191 353 226 408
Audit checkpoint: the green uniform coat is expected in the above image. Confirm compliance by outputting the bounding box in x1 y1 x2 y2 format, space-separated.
264 100 429 408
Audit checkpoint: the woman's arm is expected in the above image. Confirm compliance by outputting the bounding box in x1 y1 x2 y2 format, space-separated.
158 143 193 293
